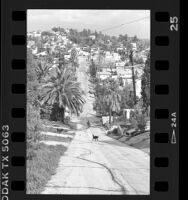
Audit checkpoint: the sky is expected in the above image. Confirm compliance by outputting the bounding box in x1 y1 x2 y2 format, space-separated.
27 10 150 39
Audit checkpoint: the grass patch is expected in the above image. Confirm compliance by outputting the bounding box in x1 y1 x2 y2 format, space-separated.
43 135 73 142
41 125 69 133
107 131 150 154
64 131 75 136
27 143 67 194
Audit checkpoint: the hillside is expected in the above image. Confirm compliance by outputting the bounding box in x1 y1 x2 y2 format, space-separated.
108 132 150 154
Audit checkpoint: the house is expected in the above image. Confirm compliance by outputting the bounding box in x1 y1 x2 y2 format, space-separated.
89 35 96 40
105 51 111 56
135 79 142 97
111 75 118 79
82 46 90 52
72 43 78 47
102 116 110 125
99 74 109 80
32 47 38 55
49 64 58 70
142 55 147 62
116 47 124 52
65 29 70 33
53 58 59 64
112 53 121 61
61 36 67 41
130 42 137 50
27 40 35 48
82 51 90 56
33 31 41 37
36 51 47 57
64 54 71 60
123 109 135 119
117 68 132 78
117 65 144 97
98 71 110 80
116 61 125 67
75 47 81 51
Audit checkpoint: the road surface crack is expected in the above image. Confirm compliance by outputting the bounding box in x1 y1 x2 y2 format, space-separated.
73 156 127 194
45 185 123 193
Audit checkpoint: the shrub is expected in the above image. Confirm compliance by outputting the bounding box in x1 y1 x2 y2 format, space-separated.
134 57 144 64
136 114 147 132
40 103 53 120
64 116 71 125
27 104 42 160
27 144 67 194
130 118 138 129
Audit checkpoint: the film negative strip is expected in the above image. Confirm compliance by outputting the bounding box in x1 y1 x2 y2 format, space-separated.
1 0 179 199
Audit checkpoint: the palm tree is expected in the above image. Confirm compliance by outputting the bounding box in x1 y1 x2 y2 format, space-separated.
35 61 51 83
40 66 85 122
104 90 121 125
103 78 121 125
111 91 121 123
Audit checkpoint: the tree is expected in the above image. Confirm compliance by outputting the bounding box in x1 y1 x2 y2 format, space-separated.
120 83 135 109
141 53 150 115
70 48 78 69
89 59 97 78
41 31 53 37
35 39 43 53
105 79 121 124
125 42 133 53
59 27 65 33
132 35 138 42
40 67 86 122
95 78 121 125
27 50 42 159
109 90 121 124
35 60 51 83
46 52 54 64
27 50 40 106
118 34 128 44
52 27 59 32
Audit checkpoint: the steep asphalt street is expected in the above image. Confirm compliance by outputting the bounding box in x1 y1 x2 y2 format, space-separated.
41 56 150 195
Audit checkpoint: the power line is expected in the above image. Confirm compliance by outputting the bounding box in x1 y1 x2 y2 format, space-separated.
100 16 150 32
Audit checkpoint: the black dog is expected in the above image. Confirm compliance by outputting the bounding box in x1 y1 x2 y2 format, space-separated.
92 134 99 141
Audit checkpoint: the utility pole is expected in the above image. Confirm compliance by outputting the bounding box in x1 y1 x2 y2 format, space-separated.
129 49 137 105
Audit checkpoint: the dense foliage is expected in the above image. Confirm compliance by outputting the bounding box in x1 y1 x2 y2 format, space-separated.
40 66 85 122
49 27 150 51
27 43 84 160
27 50 41 159
141 53 150 114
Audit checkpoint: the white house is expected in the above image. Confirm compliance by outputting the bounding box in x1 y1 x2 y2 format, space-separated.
130 42 137 50
32 47 38 55
112 53 121 61
105 51 111 56
89 35 96 40
27 40 35 48
116 47 124 52
64 55 71 60
33 31 41 37
36 51 47 57
116 61 125 68
98 71 111 80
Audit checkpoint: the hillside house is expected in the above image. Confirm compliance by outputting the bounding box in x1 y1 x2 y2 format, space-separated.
89 35 96 40
32 47 38 55
27 40 35 48
64 54 71 61
130 42 137 51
